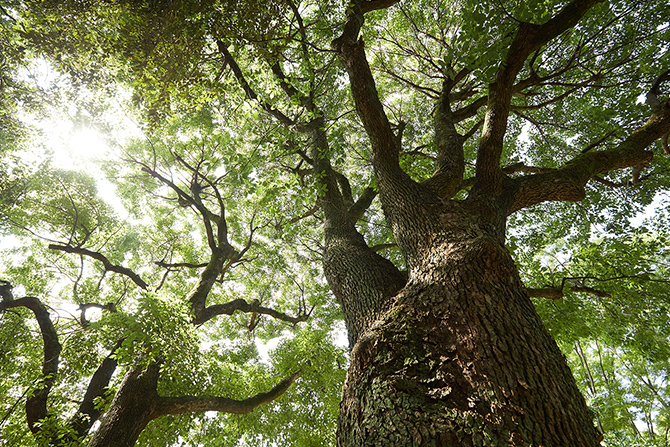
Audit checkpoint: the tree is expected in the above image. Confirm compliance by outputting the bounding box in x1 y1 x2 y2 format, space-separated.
2 0 670 445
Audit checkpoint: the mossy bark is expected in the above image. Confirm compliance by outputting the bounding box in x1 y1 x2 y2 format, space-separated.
334 203 601 446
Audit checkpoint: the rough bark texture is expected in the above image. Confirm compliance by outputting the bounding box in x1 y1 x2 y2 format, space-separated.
336 202 600 446
327 1 630 444
87 363 160 447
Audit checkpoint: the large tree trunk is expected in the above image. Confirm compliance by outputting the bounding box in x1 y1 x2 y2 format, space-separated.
336 201 601 446
328 1 610 444
87 364 159 447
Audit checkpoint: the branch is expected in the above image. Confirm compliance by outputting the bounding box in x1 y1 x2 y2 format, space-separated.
140 164 219 251
193 297 313 326
48 244 148 290
508 99 670 214
0 280 14 301
187 246 232 322
0 297 61 433
275 205 320 231
332 1 410 195
348 187 377 222
361 0 400 13
473 0 604 190
647 69 670 109
525 273 668 300
217 41 308 132
154 371 301 417
370 242 398 252
68 340 123 438
155 261 208 269
78 302 117 328
526 285 611 300
422 78 465 198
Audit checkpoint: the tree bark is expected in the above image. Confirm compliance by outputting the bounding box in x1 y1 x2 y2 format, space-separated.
336 202 601 446
331 2 607 444
87 363 161 447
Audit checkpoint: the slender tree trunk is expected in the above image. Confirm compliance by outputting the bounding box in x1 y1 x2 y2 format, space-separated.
336 202 601 446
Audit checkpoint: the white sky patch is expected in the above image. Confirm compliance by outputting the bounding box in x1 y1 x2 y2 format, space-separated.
631 192 669 227
67 128 110 163
255 335 285 363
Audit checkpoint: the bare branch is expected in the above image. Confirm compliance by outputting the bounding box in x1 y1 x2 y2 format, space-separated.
217 41 308 132
154 371 300 417
48 244 148 290
139 164 218 251
193 297 313 326
68 340 123 438
155 261 208 269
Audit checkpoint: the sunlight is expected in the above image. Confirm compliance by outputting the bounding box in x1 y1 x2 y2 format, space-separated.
65 127 110 163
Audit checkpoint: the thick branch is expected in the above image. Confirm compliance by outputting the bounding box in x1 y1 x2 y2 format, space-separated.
187 246 231 322
474 0 604 189
332 1 410 195
0 279 14 301
154 372 300 417
422 79 465 198
48 244 148 290
348 187 377 222
0 297 61 433
68 340 123 438
508 100 670 213
361 0 400 13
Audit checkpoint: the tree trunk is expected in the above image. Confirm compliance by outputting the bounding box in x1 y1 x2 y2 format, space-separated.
336 203 601 446
87 363 159 447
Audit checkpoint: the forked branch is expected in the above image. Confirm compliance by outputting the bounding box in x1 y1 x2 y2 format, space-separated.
48 244 148 290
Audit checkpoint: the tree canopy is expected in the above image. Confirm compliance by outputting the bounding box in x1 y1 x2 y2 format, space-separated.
1 0 670 445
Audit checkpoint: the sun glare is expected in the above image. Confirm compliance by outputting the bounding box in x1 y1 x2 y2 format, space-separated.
66 128 110 162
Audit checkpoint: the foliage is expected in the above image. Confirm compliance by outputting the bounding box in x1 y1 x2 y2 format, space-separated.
1 0 669 445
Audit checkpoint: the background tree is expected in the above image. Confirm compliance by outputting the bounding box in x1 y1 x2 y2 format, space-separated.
1 0 670 445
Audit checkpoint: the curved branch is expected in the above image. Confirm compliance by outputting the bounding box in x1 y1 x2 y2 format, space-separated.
474 0 604 189
155 261 208 269
140 165 219 251
217 41 308 133
154 371 300 417
48 244 148 290
507 100 670 213
68 340 123 438
0 297 61 433
193 297 312 326
647 69 670 109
